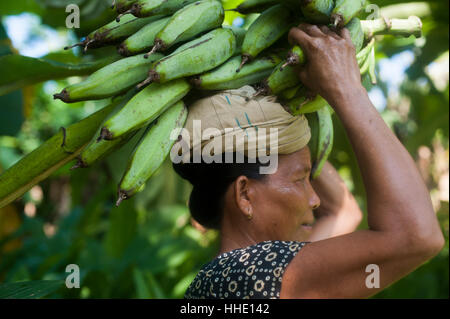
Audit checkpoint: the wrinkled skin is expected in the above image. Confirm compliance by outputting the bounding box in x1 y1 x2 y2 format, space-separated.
219 147 320 253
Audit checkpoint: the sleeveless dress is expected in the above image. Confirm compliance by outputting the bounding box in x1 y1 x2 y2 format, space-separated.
184 240 309 299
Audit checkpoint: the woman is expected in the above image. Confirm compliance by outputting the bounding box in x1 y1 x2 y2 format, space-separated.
173 23 445 299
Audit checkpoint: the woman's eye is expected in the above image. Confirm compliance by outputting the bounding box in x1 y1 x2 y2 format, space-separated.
296 176 307 183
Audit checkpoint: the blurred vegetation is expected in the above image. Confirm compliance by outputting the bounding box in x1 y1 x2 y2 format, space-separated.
0 0 448 298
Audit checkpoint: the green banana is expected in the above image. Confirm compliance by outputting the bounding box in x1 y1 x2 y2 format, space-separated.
224 26 247 56
113 0 137 13
331 0 366 28
300 0 335 24
65 15 163 52
237 4 294 72
137 28 236 88
54 53 164 103
346 17 365 52
144 0 224 57
99 79 190 140
190 53 281 90
255 60 300 96
278 84 303 101
305 111 319 168
280 45 305 71
312 105 333 179
356 37 374 66
116 100 188 205
368 45 377 84
229 0 277 14
71 92 139 170
118 16 171 56
117 0 198 21
280 39 372 109
287 94 329 115
281 17 364 70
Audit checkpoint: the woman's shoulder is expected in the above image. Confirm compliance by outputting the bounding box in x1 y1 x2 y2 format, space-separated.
184 240 309 299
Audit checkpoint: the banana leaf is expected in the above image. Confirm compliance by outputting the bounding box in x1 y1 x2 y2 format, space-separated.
0 280 64 299
0 52 121 97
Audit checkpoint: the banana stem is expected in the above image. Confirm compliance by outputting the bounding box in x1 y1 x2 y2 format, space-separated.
361 16 423 39
116 9 132 22
116 190 128 207
98 127 114 141
236 55 250 73
144 42 161 59
70 157 87 170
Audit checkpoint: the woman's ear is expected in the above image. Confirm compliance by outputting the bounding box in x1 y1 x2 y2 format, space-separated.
233 176 253 220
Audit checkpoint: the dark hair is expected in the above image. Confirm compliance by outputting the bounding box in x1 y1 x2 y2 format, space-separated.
173 153 270 230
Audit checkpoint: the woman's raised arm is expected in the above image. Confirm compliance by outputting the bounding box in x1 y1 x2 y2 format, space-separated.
308 161 363 242
280 23 445 298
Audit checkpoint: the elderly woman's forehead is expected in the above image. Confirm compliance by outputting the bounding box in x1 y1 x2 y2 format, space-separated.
276 148 311 173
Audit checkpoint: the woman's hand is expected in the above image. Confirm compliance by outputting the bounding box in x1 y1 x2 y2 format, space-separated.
287 23 363 105
308 161 363 242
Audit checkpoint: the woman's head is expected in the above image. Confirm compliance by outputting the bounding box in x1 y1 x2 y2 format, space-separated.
173 85 317 242
173 147 320 242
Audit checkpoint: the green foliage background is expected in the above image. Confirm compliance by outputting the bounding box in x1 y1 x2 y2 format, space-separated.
0 0 448 298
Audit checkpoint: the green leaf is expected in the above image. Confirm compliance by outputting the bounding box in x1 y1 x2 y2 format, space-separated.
0 53 121 97
103 200 137 258
0 0 44 16
0 280 64 299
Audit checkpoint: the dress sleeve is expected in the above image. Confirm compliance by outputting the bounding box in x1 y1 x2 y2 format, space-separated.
185 240 309 299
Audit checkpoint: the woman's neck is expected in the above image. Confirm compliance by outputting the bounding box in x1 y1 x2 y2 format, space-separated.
217 217 259 256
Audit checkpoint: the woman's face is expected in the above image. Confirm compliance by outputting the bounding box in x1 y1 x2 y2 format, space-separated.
250 147 320 242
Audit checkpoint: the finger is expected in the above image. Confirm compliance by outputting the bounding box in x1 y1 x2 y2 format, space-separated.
338 27 352 42
298 23 326 38
297 68 309 86
288 27 312 47
319 25 340 40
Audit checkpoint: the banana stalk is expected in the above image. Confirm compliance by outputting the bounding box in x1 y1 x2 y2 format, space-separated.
360 16 423 39
0 101 119 208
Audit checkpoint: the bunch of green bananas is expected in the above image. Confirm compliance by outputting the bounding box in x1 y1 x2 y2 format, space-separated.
50 0 423 205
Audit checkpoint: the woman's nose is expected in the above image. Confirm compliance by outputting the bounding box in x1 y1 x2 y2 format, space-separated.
310 187 321 210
